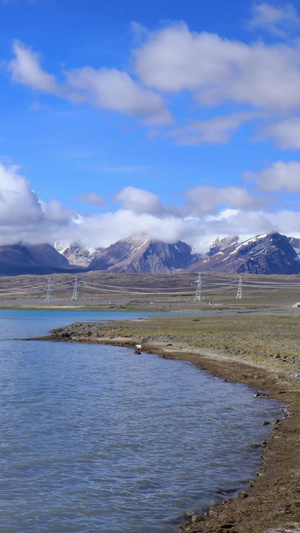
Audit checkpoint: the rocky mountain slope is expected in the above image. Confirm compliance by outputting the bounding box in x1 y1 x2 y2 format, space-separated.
0 243 76 276
56 244 102 267
289 237 300 259
189 233 300 275
88 235 199 273
207 236 239 256
2 232 300 276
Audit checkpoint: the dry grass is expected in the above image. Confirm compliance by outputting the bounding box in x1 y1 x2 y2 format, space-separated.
53 314 300 376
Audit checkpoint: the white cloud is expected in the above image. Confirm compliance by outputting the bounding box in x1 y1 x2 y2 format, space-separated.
0 162 77 245
198 210 276 245
266 210 300 237
134 23 300 112
0 163 265 250
170 112 255 145
40 199 76 222
9 31 300 147
248 2 300 37
1 161 300 252
8 40 61 95
45 204 300 253
0 162 42 224
75 193 106 208
66 66 173 124
72 207 287 254
263 118 300 149
114 186 165 215
8 41 172 125
184 185 261 215
53 208 191 250
130 21 150 45
246 160 300 192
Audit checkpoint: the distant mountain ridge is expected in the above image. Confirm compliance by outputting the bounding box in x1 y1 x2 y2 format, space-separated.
207 236 239 257
1 232 300 276
57 244 102 267
88 236 199 273
189 233 300 275
0 243 78 276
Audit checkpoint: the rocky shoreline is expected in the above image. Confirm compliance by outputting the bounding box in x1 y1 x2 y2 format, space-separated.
33 317 300 533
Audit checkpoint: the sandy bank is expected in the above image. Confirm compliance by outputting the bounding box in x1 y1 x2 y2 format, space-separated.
33 316 300 533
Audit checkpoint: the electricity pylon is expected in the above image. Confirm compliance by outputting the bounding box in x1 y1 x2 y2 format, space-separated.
194 273 203 302
71 277 78 301
236 275 243 299
45 278 52 303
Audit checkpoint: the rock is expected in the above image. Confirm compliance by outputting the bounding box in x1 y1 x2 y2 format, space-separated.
254 391 269 398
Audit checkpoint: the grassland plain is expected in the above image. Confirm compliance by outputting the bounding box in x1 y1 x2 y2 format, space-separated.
2 270 300 313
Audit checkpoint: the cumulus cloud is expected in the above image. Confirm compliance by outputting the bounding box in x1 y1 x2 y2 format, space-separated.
248 2 300 37
197 209 277 246
134 23 300 112
66 66 172 124
170 112 255 145
8 41 172 125
70 210 188 249
0 162 77 245
246 161 300 192
9 28 300 146
0 162 42 224
73 207 291 254
2 160 300 252
44 202 300 253
263 118 300 149
266 210 300 236
40 199 76 222
114 186 165 215
8 40 61 95
75 193 106 208
184 185 262 215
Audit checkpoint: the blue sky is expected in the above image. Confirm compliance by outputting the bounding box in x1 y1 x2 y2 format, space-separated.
1 0 300 250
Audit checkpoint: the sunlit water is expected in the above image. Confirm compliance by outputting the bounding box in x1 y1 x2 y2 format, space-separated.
0 310 283 533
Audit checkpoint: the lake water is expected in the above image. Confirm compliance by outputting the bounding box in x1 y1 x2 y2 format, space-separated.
0 310 283 533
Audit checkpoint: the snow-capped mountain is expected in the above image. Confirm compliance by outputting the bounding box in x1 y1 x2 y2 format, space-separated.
56 244 102 267
2 233 299 277
289 237 300 260
207 236 239 257
189 233 300 275
88 235 199 273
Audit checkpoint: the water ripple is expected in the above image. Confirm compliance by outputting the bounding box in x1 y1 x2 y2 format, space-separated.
0 311 283 533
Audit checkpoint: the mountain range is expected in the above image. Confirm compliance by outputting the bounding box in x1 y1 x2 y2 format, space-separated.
57 244 102 267
88 236 198 273
0 232 300 276
0 243 78 276
189 233 300 275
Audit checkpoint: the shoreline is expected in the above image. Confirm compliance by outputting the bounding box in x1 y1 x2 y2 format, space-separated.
33 317 300 533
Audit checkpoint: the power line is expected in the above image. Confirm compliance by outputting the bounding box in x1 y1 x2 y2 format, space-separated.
194 273 203 302
236 275 243 299
71 277 78 301
45 278 52 303
3 271 300 300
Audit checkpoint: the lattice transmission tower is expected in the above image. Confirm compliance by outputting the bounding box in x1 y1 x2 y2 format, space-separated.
236 275 243 299
194 273 203 302
71 277 78 301
45 278 52 303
